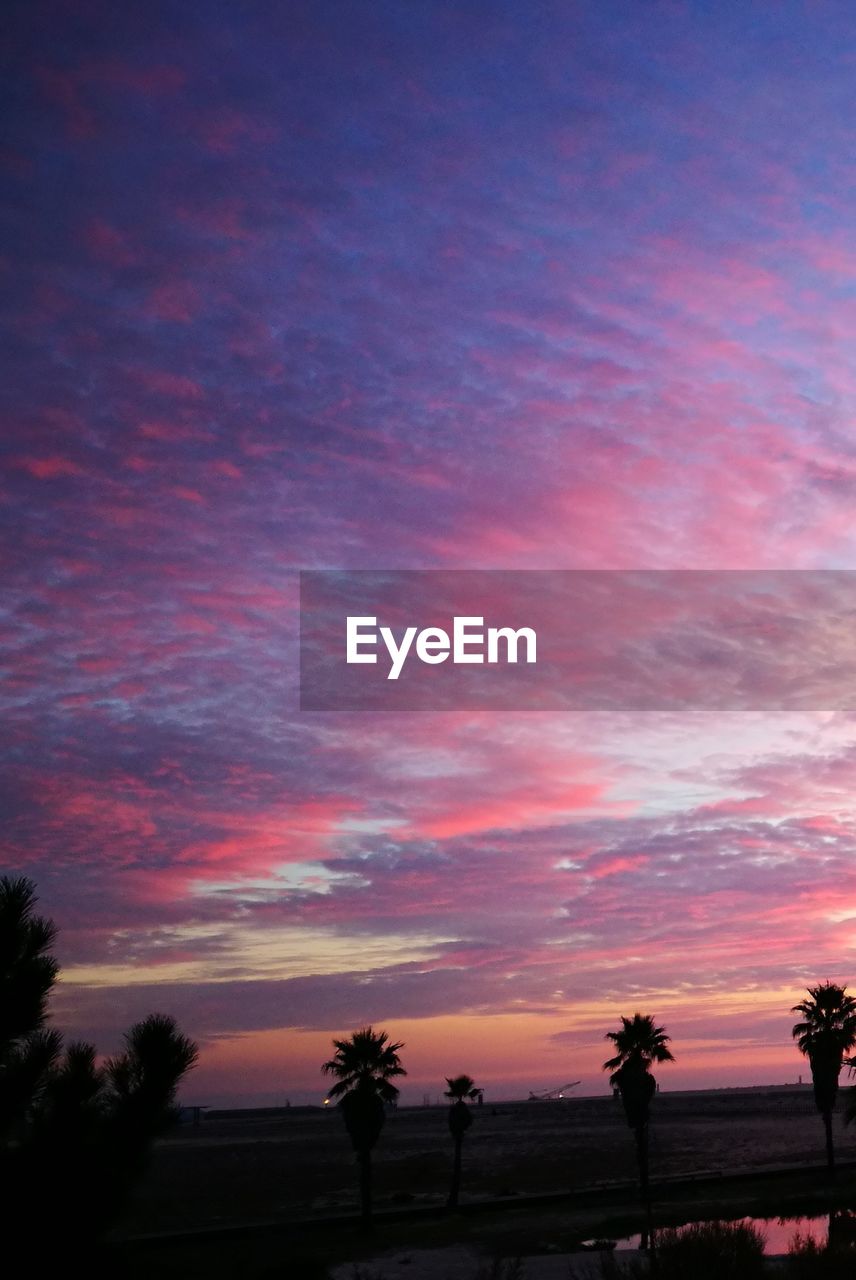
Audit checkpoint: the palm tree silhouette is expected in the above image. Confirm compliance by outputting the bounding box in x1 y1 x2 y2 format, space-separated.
444 1073 480 1208
322 1026 405 1227
603 1013 674 1247
792 982 856 1174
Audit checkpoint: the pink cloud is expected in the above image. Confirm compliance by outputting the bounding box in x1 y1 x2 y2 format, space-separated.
16 455 85 479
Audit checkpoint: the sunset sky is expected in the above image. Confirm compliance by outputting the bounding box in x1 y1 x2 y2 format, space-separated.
7 1 856 1105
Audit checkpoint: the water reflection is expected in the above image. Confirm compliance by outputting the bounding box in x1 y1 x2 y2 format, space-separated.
594 1209 856 1255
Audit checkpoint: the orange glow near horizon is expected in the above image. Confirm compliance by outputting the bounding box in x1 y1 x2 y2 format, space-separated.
186 993 817 1107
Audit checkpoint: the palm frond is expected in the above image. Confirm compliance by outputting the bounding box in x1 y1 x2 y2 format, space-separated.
321 1026 406 1102
444 1073 479 1100
602 1012 674 1072
791 983 856 1058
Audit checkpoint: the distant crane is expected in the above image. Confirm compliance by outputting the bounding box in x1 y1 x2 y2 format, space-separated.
528 1080 581 1101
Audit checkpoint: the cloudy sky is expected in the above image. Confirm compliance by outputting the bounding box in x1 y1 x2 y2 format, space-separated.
6 0 856 1104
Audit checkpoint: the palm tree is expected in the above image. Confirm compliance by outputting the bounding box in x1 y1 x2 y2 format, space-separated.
792 982 856 1173
604 1013 674 1247
444 1073 480 1208
322 1026 406 1227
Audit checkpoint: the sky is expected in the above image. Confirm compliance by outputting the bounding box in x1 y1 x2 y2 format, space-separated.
5 0 856 1105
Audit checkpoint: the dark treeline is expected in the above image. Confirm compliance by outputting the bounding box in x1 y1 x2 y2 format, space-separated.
0 876 197 1259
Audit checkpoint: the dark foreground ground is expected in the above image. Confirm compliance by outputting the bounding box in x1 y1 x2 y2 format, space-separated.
107 1087 856 1276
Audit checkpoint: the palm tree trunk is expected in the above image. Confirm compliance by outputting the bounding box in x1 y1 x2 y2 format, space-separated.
448 1135 462 1208
824 1109 835 1175
635 1123 653 1253
358 1149 372 1228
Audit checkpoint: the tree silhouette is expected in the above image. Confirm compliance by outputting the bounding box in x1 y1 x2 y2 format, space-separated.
792 981 856 1173
0 875 60 1141
322 1026 405 1227
0 875 198 1252
603 1012 674 1247
444 1073 480 1209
